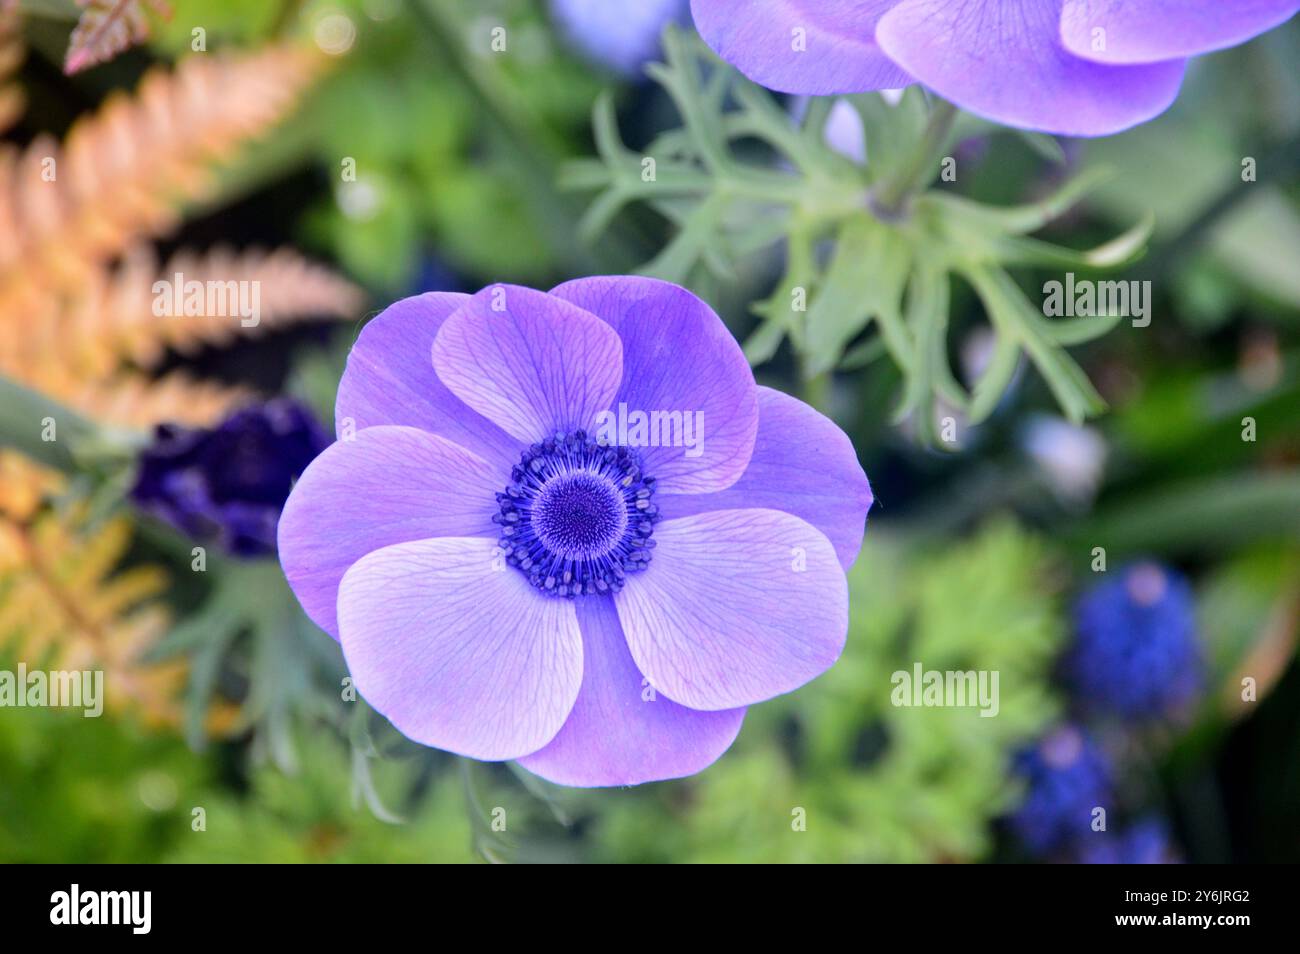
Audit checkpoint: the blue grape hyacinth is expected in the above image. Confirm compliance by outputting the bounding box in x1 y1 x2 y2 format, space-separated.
1080 816 1180 864
1066 562 1201 720
1010 724 1112 855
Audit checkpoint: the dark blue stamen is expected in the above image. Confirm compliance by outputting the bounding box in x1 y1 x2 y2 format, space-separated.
493 430 660 598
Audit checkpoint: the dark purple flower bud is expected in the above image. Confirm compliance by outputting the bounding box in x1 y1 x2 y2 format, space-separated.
131 399 329 558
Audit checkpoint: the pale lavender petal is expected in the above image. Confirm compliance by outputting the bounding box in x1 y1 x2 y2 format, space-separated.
518 596 745 786
334 292 522 472
278 426 502 639
657 387 872 571
615 509 847 710
549 276 758 494
337 537 583 761
431 285 623 444
550 0 687 77
876 0 1186 136
1062 0 1300 65
691 0 912 94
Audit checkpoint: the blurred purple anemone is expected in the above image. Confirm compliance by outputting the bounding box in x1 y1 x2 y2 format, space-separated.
277 278 872 786
691 0 1300 135
131 399 329 558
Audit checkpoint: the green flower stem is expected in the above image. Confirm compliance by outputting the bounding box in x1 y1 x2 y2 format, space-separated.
0 374 141 473
799 359 832 414
870 98 958 218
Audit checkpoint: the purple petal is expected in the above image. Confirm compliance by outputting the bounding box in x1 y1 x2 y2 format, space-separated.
431 285 623 444
518 596 745 786
337 537 583 761
549 276 758 494
876 0 1186 136
335 292 523 472
657 387 871 571
1061 0 1300 65
278 426 502 639
691 0 913 94
615 509 847 710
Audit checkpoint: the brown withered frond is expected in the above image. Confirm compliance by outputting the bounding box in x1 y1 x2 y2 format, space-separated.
64 0 174 76
0 43 327 317
0 465 184 726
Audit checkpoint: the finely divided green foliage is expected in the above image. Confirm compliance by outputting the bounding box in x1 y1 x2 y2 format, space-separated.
585 522 1065 863
163 732 484 864
568 28 1153 441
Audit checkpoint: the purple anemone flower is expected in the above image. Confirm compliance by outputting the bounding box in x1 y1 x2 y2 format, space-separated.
277 278 872 786
691 1 1300 135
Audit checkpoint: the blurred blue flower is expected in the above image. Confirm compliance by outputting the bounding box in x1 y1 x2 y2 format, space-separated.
1079 816 1180 864
131 399 329 558
549 0 687 78
1067 563 1201 720
1010 725 1111 855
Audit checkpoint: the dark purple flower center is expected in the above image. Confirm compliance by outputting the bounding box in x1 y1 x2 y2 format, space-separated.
494 431 659 598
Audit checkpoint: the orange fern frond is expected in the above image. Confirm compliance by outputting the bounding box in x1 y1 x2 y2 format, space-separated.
67 244 365 369
0 2 23 135
2 323 251 426
86 370 251 429
0 43 326 313
31 366 251 429
0 451 63 523
0 490 183 725
0 39 353 433
64 0 173 76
